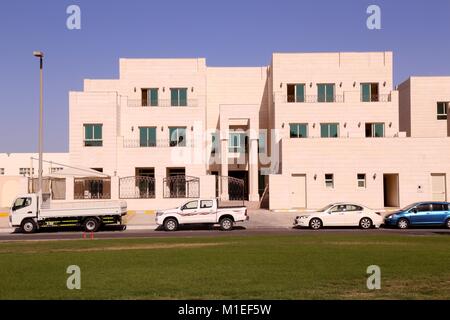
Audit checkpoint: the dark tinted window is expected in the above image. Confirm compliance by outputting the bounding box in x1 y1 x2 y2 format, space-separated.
347 205 363 211
416 204 431 212
432 204 446 211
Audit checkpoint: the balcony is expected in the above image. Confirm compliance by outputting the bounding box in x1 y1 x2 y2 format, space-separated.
361 94 391 102
128 99 198 108
123 139 195 148
281 94 344 103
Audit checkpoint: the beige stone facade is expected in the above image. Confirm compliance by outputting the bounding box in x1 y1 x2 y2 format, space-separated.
1 52 449 210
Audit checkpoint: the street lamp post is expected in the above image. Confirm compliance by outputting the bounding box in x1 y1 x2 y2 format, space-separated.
33 51 44 202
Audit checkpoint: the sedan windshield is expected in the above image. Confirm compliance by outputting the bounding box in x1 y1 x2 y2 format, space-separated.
400 203 419 211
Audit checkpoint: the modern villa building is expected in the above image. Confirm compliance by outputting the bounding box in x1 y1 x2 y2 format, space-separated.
1 51 449 210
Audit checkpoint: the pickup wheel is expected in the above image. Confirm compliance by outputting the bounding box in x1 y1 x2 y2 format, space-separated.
21 219 37 234
83 218 100 232
219 217 234 231
164 218 178 232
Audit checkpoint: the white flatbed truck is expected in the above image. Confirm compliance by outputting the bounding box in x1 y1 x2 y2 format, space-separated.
9 193 127 234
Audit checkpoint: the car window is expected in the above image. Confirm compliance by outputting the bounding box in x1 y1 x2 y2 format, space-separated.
200 200 213 209
346 205 363 211
184 201 198 210
416 204 431 212
432 204 445 211
330 205 346 213
13 197 32 210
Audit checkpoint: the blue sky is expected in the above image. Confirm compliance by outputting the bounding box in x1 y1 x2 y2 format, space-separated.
0 0 449 152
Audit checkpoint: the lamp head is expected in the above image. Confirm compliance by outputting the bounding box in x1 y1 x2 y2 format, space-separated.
33 51 44 58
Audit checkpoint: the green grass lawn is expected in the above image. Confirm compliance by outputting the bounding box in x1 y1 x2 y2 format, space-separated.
0 233 449 299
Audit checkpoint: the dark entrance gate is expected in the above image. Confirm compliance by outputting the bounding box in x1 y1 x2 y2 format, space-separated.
215 175 245 206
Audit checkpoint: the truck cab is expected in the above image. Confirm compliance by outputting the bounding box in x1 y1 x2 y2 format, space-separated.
9 194 38 232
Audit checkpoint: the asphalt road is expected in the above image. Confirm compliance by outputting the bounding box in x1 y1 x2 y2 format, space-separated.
0 226 449 241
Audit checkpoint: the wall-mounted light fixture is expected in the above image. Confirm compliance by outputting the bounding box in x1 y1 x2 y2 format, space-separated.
358 122 361 128
344 122 347 128
314 174 317 180
161 126 164 132
373 173 377 180
191 126 194 131
353 82 356 87
383 81 386 87
312 123 316 128
163 87 165 92
131 126 134 132
389 122 392 128
309 82 313 88
280 82 283 88
339 82 343 88
134 87 137 92
191 87 194 92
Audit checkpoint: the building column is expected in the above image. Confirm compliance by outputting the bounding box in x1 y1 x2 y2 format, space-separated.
248 138 259 202
220 138 229 200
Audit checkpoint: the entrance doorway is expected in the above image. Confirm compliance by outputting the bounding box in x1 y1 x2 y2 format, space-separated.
229 171 248 200
383 174 399 207
290 174 307 208
431 174 447 201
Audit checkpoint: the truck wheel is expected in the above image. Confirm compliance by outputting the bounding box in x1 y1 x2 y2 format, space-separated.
164 218 178 231
219 217 234 231
83 218 100 232
21 219 37 234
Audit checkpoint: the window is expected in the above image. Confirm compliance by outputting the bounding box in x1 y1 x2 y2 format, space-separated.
357 174 366 188
317 84 335 102
437 102 449 120
211 133 218 155
432 203 447 211
287 84 305 103
19 168 34 176
416 204 431 212
183 200 198 210
229 132 246 153
84 124 103 147
170 88 188 106
361 83 379 102
200 200 213 209
50 167 64 174
365 123 385 137
0 168 4 175
290 123 308 138
141 88 158 106
13 197 32 210
320 123 339 138
169 127 187 147
325 174 334 188
139 127 157 147
258 131 266 153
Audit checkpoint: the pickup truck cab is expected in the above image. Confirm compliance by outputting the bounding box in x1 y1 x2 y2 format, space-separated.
156 198 248 231
9 193 127 233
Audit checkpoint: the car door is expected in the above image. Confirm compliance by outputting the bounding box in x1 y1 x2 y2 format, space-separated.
179 200 199 223
430 203 448 225
409 203 431 225
11 197 34 225
345 205 364 226
325 205 347 226
196 200 216 223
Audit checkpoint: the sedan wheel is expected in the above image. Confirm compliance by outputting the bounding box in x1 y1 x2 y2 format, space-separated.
309 218 322 230
397 218 409 229
359 218 373 229
445 219 450 229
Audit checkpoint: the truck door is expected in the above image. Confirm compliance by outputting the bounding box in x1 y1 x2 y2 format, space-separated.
179 200 200 223
11 196 34 226
197 200 216 223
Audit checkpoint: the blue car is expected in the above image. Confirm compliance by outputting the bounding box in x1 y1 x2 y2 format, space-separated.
384 202 450 229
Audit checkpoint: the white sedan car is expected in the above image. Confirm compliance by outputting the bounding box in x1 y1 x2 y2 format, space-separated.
294 203 383 230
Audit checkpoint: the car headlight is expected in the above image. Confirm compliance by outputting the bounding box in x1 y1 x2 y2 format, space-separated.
299 215 308 219
385 214 393 219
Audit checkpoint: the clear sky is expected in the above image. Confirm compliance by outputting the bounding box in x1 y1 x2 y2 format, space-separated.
0 0 449 152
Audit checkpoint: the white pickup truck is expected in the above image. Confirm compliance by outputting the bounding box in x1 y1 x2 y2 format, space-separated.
9 193 128 234
155 198 248 231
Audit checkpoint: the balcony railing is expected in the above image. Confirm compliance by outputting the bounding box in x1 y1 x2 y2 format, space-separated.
282 94 345 103
128 99 198 108
361 94 391 102
123 138 195 148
